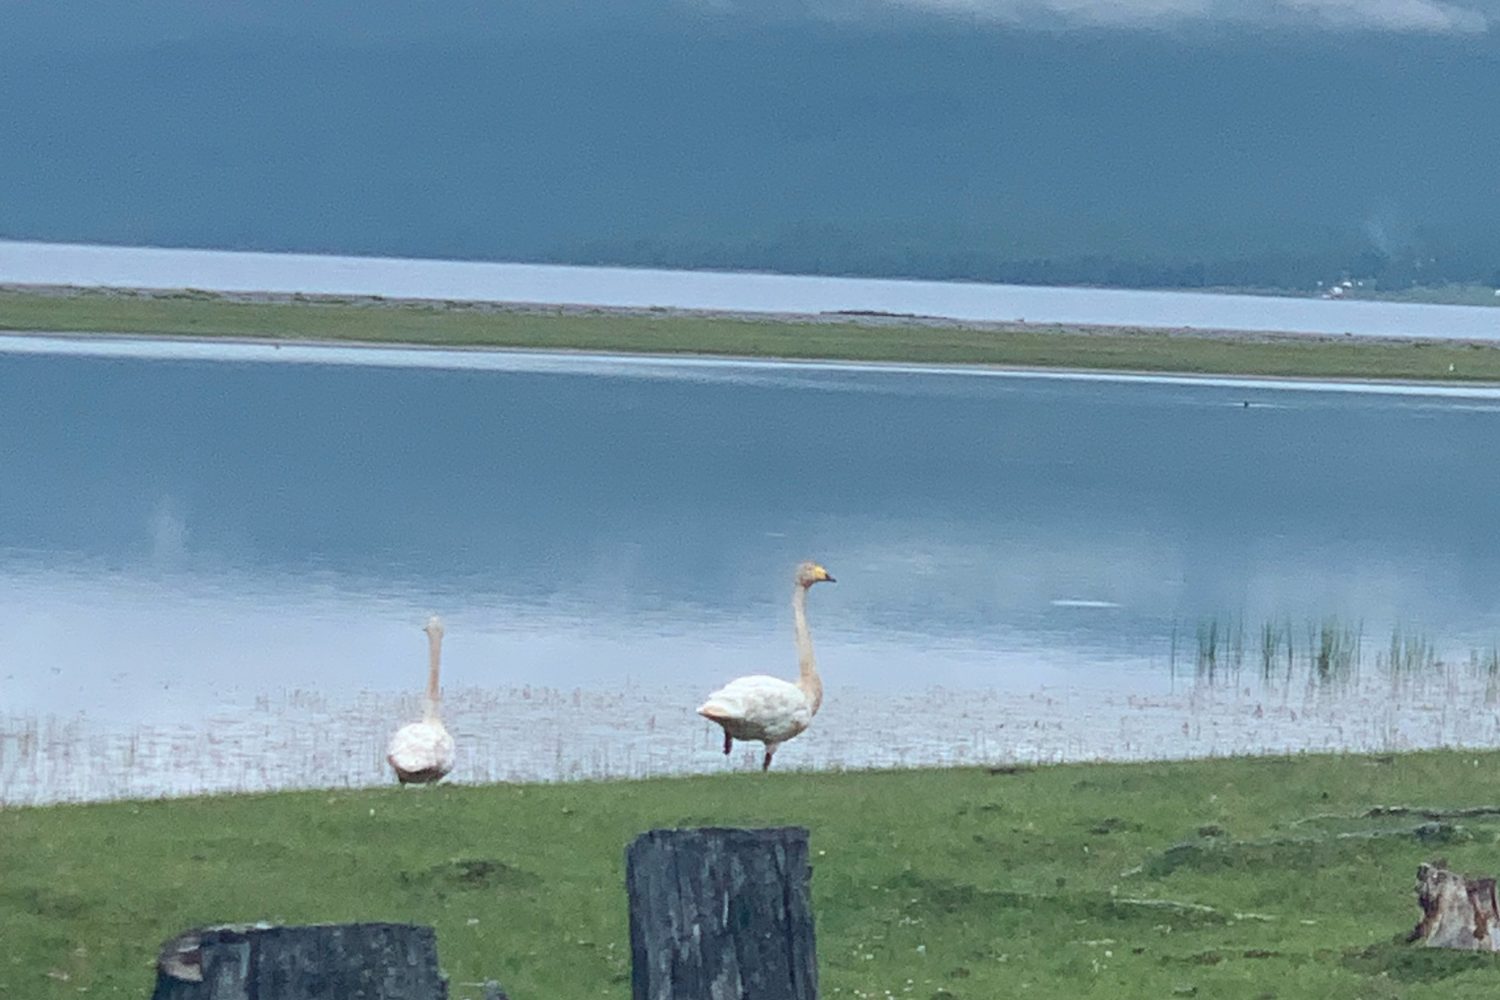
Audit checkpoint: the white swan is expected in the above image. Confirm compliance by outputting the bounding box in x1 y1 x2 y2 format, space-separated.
387 616 456 784
698 561 835 771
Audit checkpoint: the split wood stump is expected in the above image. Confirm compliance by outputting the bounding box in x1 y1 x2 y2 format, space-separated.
1410 862 1500 951
626 826 818 1000
150 922 447 1000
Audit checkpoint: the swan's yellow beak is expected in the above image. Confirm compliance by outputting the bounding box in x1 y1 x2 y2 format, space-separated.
814 565 835 583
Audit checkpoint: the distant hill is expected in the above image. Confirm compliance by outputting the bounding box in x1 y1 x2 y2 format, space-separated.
2 2 1497 291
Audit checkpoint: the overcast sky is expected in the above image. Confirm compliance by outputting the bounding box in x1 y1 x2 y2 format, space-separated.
856 0 1492 32
745 0 1499 33
5 0 1499 52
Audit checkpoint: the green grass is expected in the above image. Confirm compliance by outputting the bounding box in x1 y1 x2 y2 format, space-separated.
9 752 1500 999
1344 285 1500 308
6 286 1500 381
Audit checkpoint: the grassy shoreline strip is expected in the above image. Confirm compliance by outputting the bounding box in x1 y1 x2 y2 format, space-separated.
7 751 1500 999
5 285 1500 381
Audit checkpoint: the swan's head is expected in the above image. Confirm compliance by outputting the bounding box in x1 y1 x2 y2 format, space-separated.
423 615 445 639
795 561 835 588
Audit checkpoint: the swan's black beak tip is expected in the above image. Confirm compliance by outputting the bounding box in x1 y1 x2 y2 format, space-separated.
824 574 837 584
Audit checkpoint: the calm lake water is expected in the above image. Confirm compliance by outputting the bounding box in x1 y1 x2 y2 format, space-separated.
3 238 1500 339
3 335 1500 802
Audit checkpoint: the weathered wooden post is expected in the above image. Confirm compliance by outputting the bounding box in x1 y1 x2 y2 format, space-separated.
1410 863 1500 950
626 826 818 1000
150 923 448 1000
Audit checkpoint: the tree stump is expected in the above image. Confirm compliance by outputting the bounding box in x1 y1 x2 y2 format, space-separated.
626 826 818 1000
150 923 448 1000
1410 863 1500 951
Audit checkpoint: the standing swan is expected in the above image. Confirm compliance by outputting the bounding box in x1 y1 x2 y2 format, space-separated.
386 616 456 784
698 561 836 771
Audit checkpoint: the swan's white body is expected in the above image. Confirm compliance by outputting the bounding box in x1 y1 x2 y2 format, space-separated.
387 617 455 784
387 719 455 784
698 675 814 745
699 561 834 771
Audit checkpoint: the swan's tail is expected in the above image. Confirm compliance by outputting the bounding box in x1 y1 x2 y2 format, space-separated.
697 701 733 721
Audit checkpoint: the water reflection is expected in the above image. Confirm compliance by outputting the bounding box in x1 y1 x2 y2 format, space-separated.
1 343 1498 802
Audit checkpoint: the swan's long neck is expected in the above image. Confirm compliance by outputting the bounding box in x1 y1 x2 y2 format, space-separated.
793 584 823 715
423 629 443 723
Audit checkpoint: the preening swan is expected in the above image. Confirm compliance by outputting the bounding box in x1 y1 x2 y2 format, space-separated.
698 561 835 771
387 616 456 784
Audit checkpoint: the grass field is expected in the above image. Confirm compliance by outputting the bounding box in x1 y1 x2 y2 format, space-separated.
7 751 1500 999
5 285 1500 381
1347 285 1500 308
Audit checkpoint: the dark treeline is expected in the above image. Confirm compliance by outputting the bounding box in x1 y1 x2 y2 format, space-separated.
5 6 1500 297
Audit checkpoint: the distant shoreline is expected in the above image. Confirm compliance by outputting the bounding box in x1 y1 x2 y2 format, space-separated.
4 282 1500 383
6 239 1500 336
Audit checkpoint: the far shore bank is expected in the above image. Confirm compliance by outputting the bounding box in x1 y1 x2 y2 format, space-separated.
4 282 1500 382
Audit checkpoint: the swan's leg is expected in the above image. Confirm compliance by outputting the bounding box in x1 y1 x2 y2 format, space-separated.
723 731 733 756
762 743 779 772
